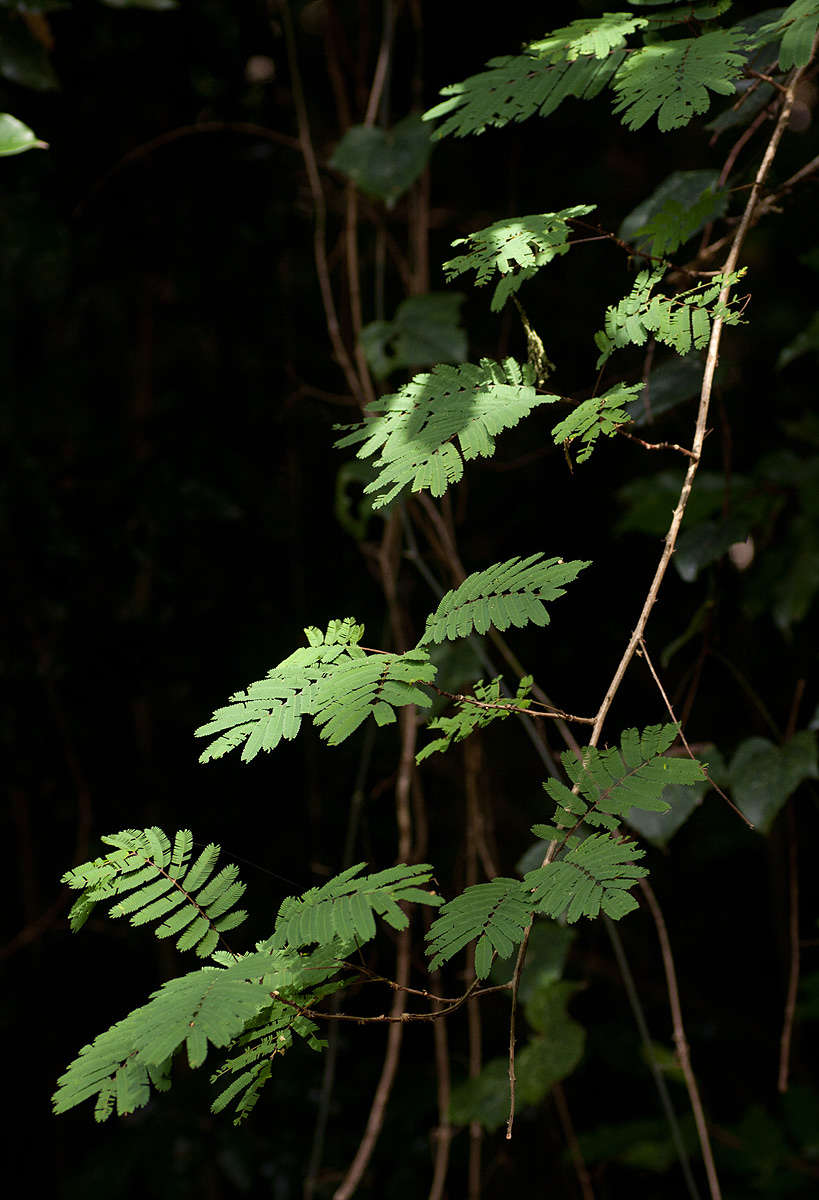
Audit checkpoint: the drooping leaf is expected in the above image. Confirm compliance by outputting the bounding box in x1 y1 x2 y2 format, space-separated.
426 877 533 978
196 619 435 761
417 675 533 762
335 358 556 508
595 268 746 364
611 30 747 131
442 206 595 310
423 25 629 139
551 382 641 463
524 834 648 923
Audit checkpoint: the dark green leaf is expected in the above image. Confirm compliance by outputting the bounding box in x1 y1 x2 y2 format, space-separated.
330 115 432 208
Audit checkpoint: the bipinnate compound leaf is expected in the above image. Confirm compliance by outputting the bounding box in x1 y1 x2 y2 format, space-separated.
196 619 435 762
53 944 345 1121
335 359 556 508
425 17 750 139
416 675 533 762
271 862 442 952
552 383 641 463
63 828 247 957
541 724 707 838
426 877 533 978
595 268 745 365
419 554 589 645
442 206 595 311
524 834 648 923
611 30 747 131
424 46 627 139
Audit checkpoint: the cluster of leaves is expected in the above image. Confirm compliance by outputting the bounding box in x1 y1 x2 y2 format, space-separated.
197 555 587 763
334 358 553 508
416 675 533 762
423 5 815 139
53 830 443 1123
442 205 595 311
595 268 746 365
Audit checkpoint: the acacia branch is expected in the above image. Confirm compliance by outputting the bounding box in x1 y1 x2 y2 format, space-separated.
588 59 808 752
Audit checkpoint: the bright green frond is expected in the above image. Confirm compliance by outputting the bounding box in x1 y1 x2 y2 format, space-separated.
524 834 647 923
335 359 555 508
423 48 627 139
54 945 346 1122
210 1000 326 1124
425 877 533 978
196 620 432 762
311 649 435 745
611 30 747 131
442 207 595 311
542 724 706 836
527 14 648 61
551 382 641 464
272 862 442 952
62 828 248 957
595 268 746 364
417 675 533 762
419 554 589 645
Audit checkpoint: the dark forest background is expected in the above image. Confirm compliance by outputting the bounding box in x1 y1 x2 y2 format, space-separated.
3 1 819 1196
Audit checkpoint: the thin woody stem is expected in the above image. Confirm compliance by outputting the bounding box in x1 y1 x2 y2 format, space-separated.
589 60 807 752
640 880 722 1200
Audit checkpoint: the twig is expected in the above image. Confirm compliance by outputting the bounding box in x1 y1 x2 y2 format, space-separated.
505 926 531 1140
333 929 411 1200
73 121 301 218
717 108 770 189
281 0 368 406
304 725 377 1200
588 57 808 752
619 430 697 458
345 185 376 407
464 739 486 1198
605 919 702 1200
638 638 753 829
427 944 453 1200
640 880 722 1200
553 1083 595 1200
433 685 595 725
276 975 501 1024
364 0 398 126
778 678 805 1093
778 801 801 1093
